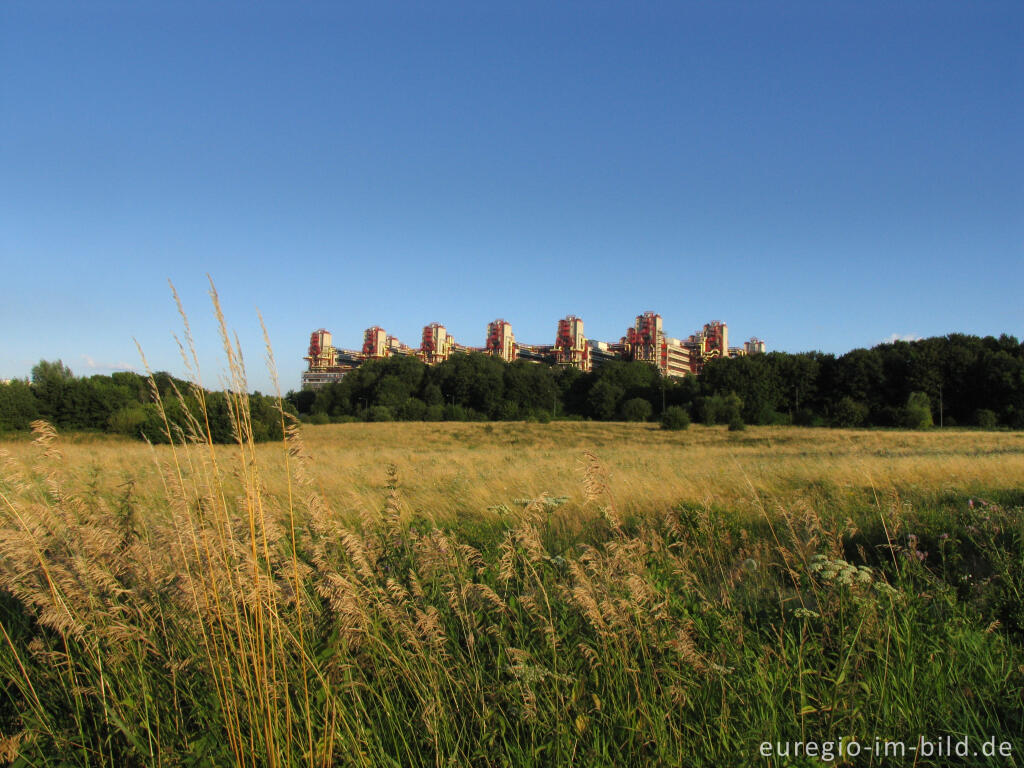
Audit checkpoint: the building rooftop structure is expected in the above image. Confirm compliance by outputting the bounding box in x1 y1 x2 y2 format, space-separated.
301 313 763 388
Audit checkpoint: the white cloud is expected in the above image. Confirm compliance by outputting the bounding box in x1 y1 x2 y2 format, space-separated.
881 333 921 344
81 354 135 372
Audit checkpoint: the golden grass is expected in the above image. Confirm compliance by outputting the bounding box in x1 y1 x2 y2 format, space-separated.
2 415 1022 765
3 422 1021 529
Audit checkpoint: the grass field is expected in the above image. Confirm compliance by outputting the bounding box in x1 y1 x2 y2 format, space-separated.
4 421 1023 527
1 419 1023 766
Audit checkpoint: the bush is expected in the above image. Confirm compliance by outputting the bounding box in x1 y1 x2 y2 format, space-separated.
793 408 819 427
108 405 149 437
872 405 903 427
750 404 786 426
901 391 933 430
366 406 394 422
698 393 743 426
498 401 521 421
443 404 467 421
306 412 330 425
660 406 690 431
975 409 998 429
832 396 869 428
396 398 427 421
620 398 653 422
694 397 710 425
763 409 792 426
727 415 746 431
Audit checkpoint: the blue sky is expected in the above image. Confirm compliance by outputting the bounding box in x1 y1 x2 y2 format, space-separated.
2 1 1021 393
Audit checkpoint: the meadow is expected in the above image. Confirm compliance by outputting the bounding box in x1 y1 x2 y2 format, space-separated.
1 418 1023 766
6 422 1022 530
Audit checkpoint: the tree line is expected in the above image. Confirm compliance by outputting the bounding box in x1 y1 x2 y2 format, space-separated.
2 333 1021 439
697 333 1024 429
0 360 292 442
284 333 1024 429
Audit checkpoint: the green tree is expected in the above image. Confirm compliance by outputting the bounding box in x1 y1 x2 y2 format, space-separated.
504 361 557 415
701 355 781 424
620 398 653 422
832 397 869 428
30 359 74 421
287 389 316 415
397 398 427 421
0 380 40 431
31 359 73 386
834 349 884 408
312 381 351 417
770 352 820 415
697 393 743 426
588 380 624 420
435 353 505 417
367 405 394 422
901 391 933 429
376 377 412 410
421 382 444 407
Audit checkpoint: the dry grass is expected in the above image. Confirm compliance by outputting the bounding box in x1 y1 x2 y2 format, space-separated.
3 422 1021 530
2 415 1023 766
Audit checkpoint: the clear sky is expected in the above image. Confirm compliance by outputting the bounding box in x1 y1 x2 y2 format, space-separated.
2 1 1021 393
